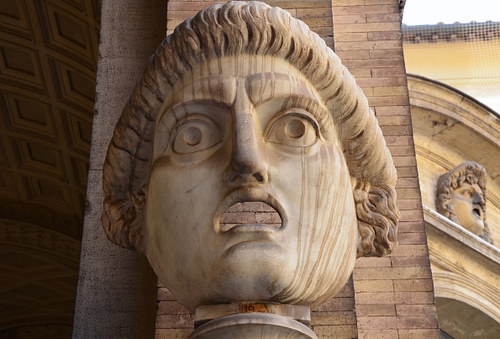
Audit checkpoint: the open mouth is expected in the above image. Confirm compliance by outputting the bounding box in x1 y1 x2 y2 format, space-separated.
220 201 282 233
472 207 482 219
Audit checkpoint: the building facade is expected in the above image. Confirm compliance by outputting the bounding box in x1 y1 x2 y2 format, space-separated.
3 0 497 338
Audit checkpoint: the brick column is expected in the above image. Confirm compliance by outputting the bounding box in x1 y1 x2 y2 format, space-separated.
156 1 440 338
72 1 166 338
157 1 356 338
331 0 440 338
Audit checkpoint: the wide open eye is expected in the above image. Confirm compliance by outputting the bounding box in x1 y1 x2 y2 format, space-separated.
266 110 319 147
172 117 222 154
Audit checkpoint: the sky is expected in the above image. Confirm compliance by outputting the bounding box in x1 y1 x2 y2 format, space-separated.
403 0 500 25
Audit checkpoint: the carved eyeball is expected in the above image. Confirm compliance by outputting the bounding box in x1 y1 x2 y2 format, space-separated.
172 117 222 154
266 110 319 147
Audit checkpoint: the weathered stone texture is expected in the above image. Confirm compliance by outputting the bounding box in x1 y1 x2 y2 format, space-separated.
154 0 438 338
72 1 165 338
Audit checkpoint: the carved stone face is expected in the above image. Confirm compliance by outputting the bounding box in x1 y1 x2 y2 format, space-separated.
144 55 358 311
450 183 485 235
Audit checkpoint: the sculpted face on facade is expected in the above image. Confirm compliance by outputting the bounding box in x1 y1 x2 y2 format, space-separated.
102 1 400 312
436 161 493 244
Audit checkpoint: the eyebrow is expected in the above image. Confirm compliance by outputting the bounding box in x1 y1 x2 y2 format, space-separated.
171 73 333 131
174 73 324 106
172 76 236 107
246 72 323 107
246 73 332 131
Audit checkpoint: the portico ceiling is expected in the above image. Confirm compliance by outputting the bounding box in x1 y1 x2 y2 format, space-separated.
0 0 100 335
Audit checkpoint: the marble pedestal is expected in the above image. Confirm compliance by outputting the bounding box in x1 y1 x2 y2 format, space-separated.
190 303 317 339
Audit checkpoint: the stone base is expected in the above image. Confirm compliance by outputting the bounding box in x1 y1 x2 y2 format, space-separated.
189 312 318 339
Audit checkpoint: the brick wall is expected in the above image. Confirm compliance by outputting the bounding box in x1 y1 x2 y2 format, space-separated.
156 1 439 338
156 284 193 338
331 1 439 338
166 1 334 46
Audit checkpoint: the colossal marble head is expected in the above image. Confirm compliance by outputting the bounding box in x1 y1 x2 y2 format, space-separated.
436 161 493 244
102 1 400 312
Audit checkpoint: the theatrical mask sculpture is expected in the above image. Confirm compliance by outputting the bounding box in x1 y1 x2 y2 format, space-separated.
437 161 493 244
102 1 400 314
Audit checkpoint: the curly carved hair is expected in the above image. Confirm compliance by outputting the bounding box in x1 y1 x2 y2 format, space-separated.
436 161 493 244
102 1 400 256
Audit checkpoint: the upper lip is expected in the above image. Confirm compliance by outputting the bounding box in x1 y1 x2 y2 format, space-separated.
214 188 285 233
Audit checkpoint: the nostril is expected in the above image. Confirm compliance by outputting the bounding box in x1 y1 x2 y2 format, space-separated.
224 167 268 186
254 173 264 182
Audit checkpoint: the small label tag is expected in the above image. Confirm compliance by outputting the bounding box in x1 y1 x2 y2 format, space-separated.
240 303 269 313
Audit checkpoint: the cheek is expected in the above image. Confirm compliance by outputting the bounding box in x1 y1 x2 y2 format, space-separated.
149 154 228 194
452 198 469 214
144 164 228 270
269 144 353 226
144 162 226 242
269 144 349 192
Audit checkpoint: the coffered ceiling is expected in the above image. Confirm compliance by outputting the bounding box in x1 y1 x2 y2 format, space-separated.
0 0 100 336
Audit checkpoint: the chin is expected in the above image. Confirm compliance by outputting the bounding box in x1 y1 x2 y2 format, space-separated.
212 245 295 302
469 221 485 235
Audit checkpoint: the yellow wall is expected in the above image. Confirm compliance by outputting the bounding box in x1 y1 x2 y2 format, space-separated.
404 40 500 112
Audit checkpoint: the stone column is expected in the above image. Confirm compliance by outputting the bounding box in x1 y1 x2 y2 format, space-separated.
72 0 166 338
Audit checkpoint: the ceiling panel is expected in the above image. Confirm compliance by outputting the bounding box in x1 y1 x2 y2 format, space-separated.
0 0 100 336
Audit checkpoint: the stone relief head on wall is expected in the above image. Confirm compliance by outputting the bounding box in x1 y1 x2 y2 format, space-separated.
436 161 493 244
101 1 400 312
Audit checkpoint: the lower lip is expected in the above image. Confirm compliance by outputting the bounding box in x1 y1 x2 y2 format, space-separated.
224 224 276 233
222 239 283 258
221 227 281 253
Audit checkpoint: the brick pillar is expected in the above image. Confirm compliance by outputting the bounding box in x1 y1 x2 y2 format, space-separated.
72 1 166 338
157 1 357 338
157 1 440 338
331 1 440 338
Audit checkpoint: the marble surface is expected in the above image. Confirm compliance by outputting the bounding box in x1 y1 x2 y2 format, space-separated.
102 0 399 315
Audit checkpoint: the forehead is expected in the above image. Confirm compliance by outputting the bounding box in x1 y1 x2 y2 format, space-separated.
163 55 324 109
455 183 483 192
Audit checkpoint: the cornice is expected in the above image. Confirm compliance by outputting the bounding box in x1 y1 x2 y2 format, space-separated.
403 21 500 44
408 75 500 141
424 206 499 261
423 206 499 320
